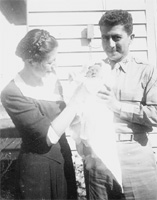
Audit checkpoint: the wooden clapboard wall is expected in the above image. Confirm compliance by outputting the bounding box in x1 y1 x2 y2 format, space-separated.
26 0 157 157
1 0 157 160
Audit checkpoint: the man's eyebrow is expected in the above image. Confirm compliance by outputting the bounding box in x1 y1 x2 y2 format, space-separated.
112 34 122 36
102 33 121 37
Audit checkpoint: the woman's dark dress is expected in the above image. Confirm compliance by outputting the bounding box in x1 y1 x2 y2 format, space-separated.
1 76 77 200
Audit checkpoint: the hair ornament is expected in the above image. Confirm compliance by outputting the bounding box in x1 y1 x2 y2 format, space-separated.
33 30 50 51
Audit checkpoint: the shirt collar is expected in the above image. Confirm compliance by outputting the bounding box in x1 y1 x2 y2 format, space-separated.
118 54 132 73
105 54 132 73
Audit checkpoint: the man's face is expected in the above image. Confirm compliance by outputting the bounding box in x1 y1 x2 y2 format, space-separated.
100 24 134 63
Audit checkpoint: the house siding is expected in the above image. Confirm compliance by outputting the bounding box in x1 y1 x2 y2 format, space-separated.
0 0 157 161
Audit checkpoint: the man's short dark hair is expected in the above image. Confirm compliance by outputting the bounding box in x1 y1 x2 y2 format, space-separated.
99 10 133 35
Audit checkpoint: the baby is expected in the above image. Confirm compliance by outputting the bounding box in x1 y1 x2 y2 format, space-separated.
68 61 122 188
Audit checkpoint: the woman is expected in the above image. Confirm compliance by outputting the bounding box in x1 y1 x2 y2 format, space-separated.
1 29 86 200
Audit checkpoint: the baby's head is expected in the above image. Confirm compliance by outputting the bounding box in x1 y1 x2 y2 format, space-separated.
84 62 115 94
85 63 102 78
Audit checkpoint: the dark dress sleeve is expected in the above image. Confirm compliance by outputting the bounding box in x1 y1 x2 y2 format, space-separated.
1 80 65 153
1 81 51 139
1 80 78 199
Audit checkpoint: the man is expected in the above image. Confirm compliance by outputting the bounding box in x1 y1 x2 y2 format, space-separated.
85 9 157 200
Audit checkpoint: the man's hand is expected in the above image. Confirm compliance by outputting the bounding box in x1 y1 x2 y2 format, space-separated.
84 155 96 170
97 84 121 114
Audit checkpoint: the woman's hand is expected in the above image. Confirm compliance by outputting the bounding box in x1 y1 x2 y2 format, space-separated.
97 84 121 114
70 83 89 105
51 83 88 139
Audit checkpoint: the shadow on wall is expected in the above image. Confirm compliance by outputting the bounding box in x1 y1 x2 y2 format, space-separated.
0 0 26 25
0 0 27 93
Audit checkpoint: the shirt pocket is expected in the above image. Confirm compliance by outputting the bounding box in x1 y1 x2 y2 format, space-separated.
120 89 144 103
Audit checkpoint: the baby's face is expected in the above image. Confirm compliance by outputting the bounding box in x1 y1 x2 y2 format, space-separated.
84 62 115 94
85 63 102 78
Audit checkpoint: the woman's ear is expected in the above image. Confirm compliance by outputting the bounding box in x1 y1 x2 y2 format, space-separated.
26 59 33 65
27 59 38 68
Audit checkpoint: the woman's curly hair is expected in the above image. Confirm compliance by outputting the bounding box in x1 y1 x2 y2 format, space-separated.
15 29 58 62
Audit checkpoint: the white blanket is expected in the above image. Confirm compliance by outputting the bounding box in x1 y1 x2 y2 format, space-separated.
67 61 122 188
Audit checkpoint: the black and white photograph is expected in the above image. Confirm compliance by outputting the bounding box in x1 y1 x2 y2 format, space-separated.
0 0 157 200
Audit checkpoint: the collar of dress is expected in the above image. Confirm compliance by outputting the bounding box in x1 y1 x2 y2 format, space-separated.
14 73 63 101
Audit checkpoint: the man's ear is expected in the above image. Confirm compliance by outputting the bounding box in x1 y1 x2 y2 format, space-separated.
129 34 135 45
130 34 135 40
